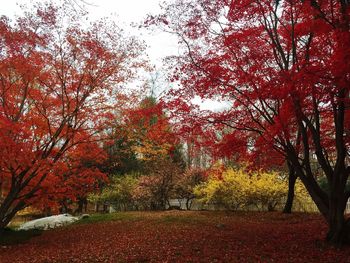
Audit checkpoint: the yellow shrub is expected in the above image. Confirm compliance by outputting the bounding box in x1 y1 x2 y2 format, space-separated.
293 179 315 212
194 167 303 211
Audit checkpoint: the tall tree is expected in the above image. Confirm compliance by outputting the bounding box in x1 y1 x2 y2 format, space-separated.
0 2 145 231
151 0 350 245
122 96 180 162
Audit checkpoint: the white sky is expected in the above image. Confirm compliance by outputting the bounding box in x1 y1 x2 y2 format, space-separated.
0 0 226 111
0 0 179 67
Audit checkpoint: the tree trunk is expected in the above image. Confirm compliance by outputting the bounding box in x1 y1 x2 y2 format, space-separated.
74 197 88 214
0 198 26 233
0 212 15 233
83 199 87 213
103 203 108 213
95 202 100 213
59 201 69 214
286 153 350 245
326 215 350 246
283 163 297 214
75 198 83 214
186 198 193 210
326 192 350 246
0 186 27 230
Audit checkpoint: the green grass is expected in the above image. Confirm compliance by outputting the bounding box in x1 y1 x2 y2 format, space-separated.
74 212 140 225
0 228 43 246
75 211 211 225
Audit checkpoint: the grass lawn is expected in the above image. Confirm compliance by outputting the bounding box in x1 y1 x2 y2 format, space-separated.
0 211 349 262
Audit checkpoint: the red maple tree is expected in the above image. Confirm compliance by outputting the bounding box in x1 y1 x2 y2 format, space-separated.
0 2 145 231
151 0 350 245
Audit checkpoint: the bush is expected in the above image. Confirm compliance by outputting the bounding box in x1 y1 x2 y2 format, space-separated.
173 168 206 210
132 158 181 210
194 167 311 211
88 174 138 211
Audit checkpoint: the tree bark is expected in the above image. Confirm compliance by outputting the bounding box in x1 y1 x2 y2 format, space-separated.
95 202 100 213
0 199 26 233
0 187 26 231
186 198 193 210
283 163 297 213
326 188 350 246
74 197 88 214
326 213 350 246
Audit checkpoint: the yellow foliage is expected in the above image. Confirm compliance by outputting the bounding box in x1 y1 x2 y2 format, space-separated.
194 167 313 211
17 206 41 216
132 141 171 161
293 179 314 211
194 168 254 210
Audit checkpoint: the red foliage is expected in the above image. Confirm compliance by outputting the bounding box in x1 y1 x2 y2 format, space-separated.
150 0 350 244
127 98 178 152
0 2 145 227
36 142 108 211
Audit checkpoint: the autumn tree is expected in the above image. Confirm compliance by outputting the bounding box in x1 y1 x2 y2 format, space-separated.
152 0 350 245
174 168 206 209
125 96 178 161
53 142 108 214
88 174 138 211
133 158 182 210
121 97 186 210
0 2 145 231
102 95 182 174
94 95 186 211
102 124 143 176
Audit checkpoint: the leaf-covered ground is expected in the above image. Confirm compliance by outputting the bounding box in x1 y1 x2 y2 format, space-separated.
1 211 350 262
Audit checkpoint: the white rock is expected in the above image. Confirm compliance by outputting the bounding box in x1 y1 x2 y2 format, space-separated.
18 214 79 231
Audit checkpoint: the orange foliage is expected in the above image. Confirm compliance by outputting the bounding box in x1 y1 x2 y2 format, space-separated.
0 2 145 227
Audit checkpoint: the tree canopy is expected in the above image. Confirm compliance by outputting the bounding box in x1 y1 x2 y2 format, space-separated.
0 2 145 230
149 0 350 245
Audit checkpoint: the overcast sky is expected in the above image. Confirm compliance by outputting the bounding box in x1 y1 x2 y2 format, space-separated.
1 0 227 111
0 0 179 67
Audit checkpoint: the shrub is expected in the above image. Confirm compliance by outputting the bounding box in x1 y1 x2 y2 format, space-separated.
194 167 310 211
88 174 138 211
